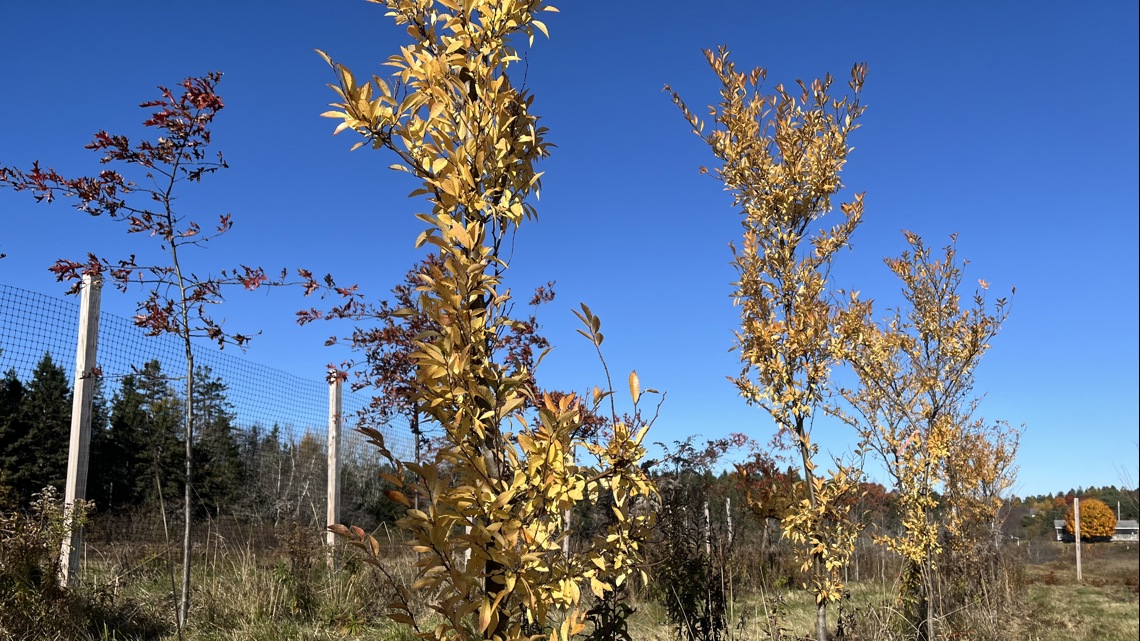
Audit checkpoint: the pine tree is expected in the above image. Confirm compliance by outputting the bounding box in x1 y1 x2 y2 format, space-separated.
0 367 28 506
91 374 150 511
0 368 27 470
10 353 72 502
87 378 116 510
98 361 183 511
191 366 242 516
101 372 148 509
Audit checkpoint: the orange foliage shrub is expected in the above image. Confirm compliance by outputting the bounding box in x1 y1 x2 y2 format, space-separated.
1064 497 1117 540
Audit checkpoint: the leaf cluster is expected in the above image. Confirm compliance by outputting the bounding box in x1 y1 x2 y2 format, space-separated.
668 47 866 429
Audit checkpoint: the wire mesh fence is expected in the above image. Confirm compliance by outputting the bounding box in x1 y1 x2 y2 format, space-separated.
0 282 412 556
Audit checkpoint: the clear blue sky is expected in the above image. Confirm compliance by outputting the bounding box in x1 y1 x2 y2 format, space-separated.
1 1 1136 497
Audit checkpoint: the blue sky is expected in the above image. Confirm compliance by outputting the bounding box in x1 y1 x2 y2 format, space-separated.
1 1 1136 497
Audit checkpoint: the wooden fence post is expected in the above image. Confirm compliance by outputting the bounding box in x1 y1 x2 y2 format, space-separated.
326 375 343 563
725 496 733 546
704 500 712 556
59 274 102 587
1074 497 1082 582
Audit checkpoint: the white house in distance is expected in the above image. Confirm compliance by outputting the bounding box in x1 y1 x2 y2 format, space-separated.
1053 519 1140 542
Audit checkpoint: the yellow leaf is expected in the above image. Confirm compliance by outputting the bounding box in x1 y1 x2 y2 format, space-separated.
589 576 609 599
478 600 492 633
628 370 640 404
389 612 414 625
633 425 650 446
386 490 412 507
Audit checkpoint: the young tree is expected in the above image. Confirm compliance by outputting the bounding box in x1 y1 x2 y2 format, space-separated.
833 233 1014 639
317 2 656 639
649 436 744 641
669 48 867 640
0 74 266 628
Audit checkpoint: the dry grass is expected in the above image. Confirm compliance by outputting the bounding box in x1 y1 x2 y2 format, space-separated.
70 531 418 641
1012 541 1139 641
15 537 1137 640
622 541 1138 641
625 580 899 640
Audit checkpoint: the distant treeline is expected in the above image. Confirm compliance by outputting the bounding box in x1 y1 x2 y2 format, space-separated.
1008 486 1139 540
1022 487 1139 520
2 352 1133 552
0 352 401 534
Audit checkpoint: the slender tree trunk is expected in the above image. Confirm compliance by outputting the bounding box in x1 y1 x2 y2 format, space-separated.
411 409 420 513
472 287 511 640
795 416 828 641
180 348 194 629
923 554 934 641
172 236 194 631
880 545 885 584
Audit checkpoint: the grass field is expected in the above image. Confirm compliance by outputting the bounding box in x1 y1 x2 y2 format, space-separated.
587 541 1139 641
4 538 1137 640
622 555 1138 641
1014 541 1139 641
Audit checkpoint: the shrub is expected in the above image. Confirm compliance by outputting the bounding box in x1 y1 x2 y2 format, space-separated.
0 486 88 639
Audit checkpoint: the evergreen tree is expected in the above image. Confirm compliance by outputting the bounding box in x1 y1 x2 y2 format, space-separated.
136 361 184 509
236 423 265 520
0 367 28 507
255 424 287 525
191 366 242 515
91 373 148 511
0 368 28 473
10 353 72 502
98 360 183 510
86 377 114 509
103 373 146 509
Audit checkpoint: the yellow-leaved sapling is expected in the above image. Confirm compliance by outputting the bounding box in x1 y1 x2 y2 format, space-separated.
833 233 1016 639
316 2 657 639
669 48 867 641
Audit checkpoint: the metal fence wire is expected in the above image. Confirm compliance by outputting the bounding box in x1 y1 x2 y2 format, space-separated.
0 282 412 553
